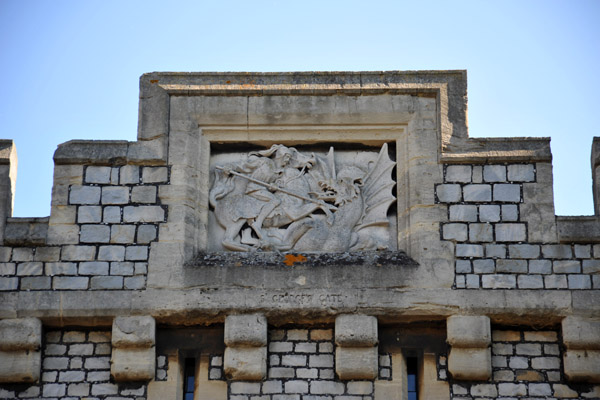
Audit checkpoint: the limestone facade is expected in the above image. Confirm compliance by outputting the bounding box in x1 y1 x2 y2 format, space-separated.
0 71 599 399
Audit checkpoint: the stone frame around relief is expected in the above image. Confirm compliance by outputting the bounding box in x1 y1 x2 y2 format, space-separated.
200 127 404 253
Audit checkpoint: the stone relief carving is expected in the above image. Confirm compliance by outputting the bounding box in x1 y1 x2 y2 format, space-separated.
209 144 396 252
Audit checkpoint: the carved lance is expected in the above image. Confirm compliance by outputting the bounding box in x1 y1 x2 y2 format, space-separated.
216 166 337 211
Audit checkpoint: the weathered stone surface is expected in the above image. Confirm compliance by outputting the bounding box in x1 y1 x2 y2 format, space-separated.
563 350 600 383
447 315 491 348
448 347 491 381
335 346 378 380
562 317 600 350
224 314 267 347
4 217 48 246
0 349 41 383
224 346 267 381
335 315 378 347
0 318 41 350
112 316 155 348
111 347 155 381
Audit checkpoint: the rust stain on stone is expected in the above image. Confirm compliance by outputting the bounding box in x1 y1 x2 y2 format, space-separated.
283 254 307 266
150 80 158 84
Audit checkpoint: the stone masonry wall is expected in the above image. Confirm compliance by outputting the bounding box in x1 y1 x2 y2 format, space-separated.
0 329 147 399
436 164 600 290
450 328 600 399
0 165 167 292
229 327 375 400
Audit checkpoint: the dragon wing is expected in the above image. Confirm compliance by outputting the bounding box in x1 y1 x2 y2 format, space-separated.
355 143 396 231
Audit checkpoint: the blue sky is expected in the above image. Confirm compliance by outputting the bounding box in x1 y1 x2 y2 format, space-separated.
1 0 599 217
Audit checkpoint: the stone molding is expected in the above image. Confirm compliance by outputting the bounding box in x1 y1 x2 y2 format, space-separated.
110 316 156 382
223 314 267 381
447 315 492 381
561 316 600 382
0 317 42 383
335 315 379 380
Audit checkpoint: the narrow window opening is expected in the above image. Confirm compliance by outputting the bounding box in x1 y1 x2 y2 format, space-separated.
407 356 418 400
183 357 196 400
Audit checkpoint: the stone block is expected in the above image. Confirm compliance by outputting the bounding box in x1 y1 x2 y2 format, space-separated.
120 165 140 184
90 276 124 289
103 206 121 223
493 184 521 202
529 259 552 274
61 245 96 261
112 316 156 348
0 350 41 383
85 166 111 183
517 275 544 289
142 167 169 183
131 186 157 203
69 186 101 205
224 314 267 346
553 260 581 274
442 223 467 241
137 225 157 243
456 244 484 257
463 184 491 202
224 346 267 381
509 244 540 259
111 347 156 381
335 315 378 347
496 259 527 273
562 317 600 350
0 277 18 290
445 165 471 183
33 247 60 261
77 206 102 223
125 246 148 261
545 275 568 289
98 245 125 261
473 259 494 273
563 350 600 383
483 165 506 182
542 244 573 259
335 346 378 380
568 275 592 289
449 205 477 221
110 225 136 244
52 276 89 290
479 205 500 222
447 315 491 348
501 204 519 221
123 206 165 223
374 381 402 400
15 262 42 276
0 318 42 350
20 276 51 290
448 347 491 381
436 184 461 203
45 261 77 275
495 223 526 242
102 186 130 204
469 223 493 242
508 164 535 182
80 224 110 243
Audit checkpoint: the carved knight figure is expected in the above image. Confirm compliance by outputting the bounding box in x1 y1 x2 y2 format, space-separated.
209 143 396 252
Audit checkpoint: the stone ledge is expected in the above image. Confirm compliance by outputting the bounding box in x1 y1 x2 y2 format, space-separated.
4 217 48 246
558 216 600 243
53 140 166 166
440 137 552 163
